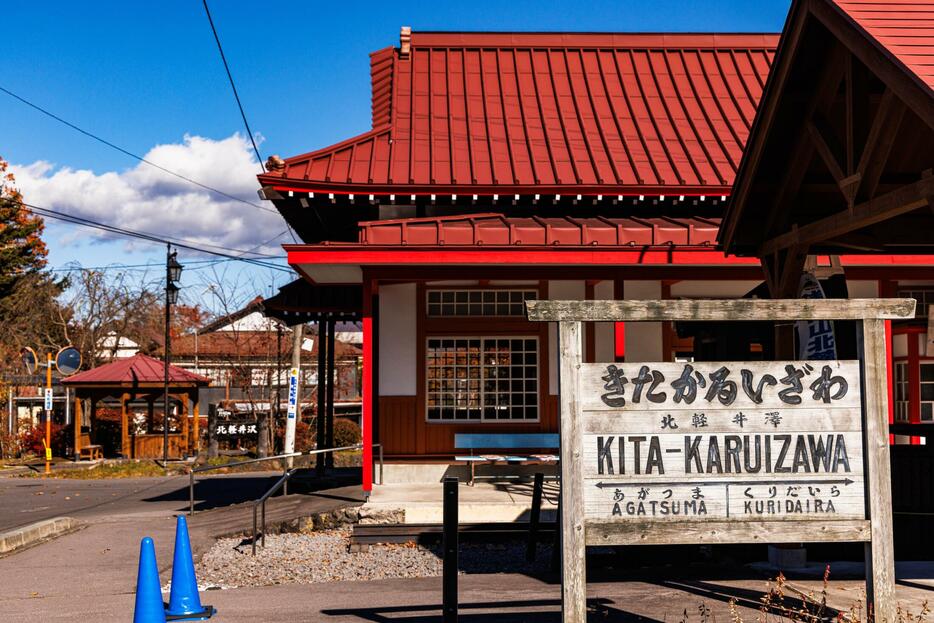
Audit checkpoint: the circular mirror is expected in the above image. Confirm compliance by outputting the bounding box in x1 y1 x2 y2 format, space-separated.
21 347 37 375
55 346 82 376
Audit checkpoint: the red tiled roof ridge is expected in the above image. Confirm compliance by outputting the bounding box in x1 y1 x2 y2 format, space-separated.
408 31 780 49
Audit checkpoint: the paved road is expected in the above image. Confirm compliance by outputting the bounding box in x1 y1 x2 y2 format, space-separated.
0 472 284 532
6 569 934 622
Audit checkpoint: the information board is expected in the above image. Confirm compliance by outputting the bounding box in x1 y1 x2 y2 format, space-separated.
580 361 864 523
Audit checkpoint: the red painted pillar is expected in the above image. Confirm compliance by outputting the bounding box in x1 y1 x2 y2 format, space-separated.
362 277 374 495
908 330 922 445
886 320 895 445
613 279 625 362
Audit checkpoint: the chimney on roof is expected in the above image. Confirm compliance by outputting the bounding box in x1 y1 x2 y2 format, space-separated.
399 26 411 59
265 154 285 172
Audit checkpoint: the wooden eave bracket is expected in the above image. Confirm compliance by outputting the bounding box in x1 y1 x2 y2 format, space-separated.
759 174 934 258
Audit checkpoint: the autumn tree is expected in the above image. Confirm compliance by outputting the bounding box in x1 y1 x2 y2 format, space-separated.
0 157 65 377
0 157 48 297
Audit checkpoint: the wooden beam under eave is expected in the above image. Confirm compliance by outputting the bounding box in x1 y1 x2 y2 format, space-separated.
760 47 849 242
856 90 906 202
759 174 934 257
806 116 862 206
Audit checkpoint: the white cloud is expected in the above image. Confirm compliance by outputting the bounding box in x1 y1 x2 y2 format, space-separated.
10 134 290 256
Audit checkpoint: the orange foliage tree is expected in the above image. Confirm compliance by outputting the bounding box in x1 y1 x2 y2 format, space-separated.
0 156 48 295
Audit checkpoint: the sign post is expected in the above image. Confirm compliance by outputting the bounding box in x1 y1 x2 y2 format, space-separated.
20 346 81 474
527 298 915 623
284 367 300 467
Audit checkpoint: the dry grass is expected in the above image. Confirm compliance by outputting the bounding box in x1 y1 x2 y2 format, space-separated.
20 460 187 479
716 567 931 622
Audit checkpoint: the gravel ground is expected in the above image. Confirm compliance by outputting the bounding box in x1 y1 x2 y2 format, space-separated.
195 529 553 588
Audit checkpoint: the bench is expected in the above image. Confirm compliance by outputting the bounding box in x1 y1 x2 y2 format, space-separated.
454 433 559 485
79 445 103 461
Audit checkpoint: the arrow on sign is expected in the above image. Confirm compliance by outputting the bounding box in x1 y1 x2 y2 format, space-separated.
594 478 855 489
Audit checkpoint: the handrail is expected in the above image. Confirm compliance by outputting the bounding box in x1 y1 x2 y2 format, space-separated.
249 443 383 555
188 452 302 515
187 443 385 520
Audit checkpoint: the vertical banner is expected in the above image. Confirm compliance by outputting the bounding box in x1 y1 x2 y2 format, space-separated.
797 273 837 360
284 367 300 455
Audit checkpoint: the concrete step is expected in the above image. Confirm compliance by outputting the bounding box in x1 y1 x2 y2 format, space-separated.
363 481 559 524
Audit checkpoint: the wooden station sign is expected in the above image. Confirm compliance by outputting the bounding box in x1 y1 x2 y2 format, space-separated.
581 360 863 525
526 298 916 623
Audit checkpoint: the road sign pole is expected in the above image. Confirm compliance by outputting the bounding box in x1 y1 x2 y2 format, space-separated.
45 353 52 475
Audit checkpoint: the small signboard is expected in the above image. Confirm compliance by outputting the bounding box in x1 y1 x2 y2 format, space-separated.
44 388 53 411
582 361 863 524
287 367 300 420
214 421 258 438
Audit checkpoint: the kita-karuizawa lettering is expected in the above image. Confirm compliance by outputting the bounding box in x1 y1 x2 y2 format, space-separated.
595 434 851 475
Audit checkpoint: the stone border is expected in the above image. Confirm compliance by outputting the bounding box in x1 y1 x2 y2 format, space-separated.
0 517 82 555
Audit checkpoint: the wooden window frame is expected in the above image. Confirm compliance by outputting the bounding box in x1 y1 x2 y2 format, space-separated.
425 335 541 423
417 282 550 427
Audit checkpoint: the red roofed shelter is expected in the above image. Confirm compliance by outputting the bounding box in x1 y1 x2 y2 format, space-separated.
258 27 933 495
63 354 210 460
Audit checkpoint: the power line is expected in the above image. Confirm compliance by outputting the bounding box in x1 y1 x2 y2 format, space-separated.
18 200 294 272
199 1 300 246
48 257 237 273
201 0 263 169
0 84 279 216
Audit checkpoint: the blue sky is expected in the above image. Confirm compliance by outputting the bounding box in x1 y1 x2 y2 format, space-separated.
0 0 791 305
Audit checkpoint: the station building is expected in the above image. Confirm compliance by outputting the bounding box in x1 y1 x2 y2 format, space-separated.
256 6 933 494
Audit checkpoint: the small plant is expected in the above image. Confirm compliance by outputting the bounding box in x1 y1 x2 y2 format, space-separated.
719 568 930 622
18 423 69 457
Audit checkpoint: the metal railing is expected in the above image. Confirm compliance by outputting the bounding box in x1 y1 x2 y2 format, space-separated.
251 443 374 555
189 452 302 515
188 443 384 518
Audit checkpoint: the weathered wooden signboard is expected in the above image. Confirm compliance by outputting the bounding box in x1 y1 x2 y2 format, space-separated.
582 360 864 525
526 298 916 623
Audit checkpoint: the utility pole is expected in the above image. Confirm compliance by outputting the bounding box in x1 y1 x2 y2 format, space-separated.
44 353 52 475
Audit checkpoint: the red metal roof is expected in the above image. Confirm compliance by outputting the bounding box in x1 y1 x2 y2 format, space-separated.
62 354 210 386
833 0 934 91
260 32 778 196
357 213 720 247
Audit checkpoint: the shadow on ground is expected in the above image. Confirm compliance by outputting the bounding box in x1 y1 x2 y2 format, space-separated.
142 468 362 513
322 597 658 622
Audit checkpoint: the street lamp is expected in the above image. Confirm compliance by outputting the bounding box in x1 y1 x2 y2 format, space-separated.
163 245 183 467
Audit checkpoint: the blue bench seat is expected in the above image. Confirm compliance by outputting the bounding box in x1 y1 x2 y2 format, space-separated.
454 433 559 484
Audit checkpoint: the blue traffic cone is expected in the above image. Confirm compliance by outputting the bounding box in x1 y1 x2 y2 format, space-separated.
166 515 214 621
133 537 167 623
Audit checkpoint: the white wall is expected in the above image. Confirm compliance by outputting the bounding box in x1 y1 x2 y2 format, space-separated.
378 283 417 396
846 280 879 298
624 281 664 362
547 281 586 395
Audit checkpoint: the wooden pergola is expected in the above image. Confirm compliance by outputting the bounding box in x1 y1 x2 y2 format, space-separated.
62 354 210 460
720 0 934 298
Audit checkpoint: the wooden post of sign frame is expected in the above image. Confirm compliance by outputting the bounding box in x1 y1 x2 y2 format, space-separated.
529 298 916 623
558 320 587 622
